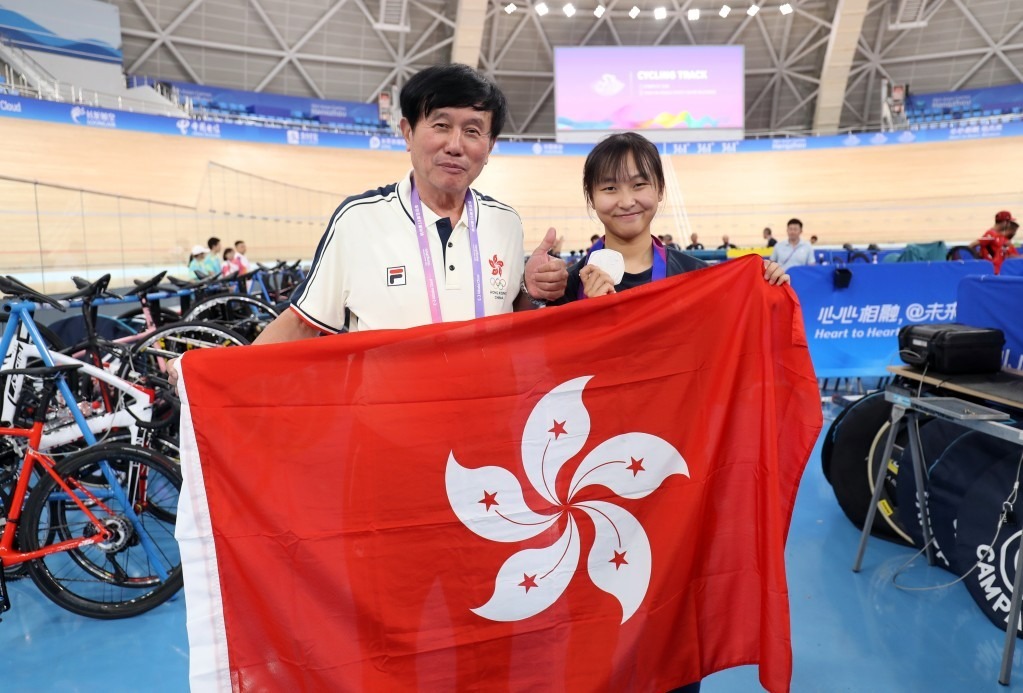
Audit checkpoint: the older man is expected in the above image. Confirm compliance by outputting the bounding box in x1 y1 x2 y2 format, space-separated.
770 218 816 269
168 65 567 385
256 64 567 343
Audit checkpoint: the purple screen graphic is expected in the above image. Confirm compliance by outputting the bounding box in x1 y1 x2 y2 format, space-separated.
554 46 744 142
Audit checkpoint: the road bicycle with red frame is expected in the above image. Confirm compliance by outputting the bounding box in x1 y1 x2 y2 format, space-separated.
0 363 181 619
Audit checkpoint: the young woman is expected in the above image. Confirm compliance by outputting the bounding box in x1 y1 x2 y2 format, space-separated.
221 247 242 276
552 132 788 692
554 132 787 304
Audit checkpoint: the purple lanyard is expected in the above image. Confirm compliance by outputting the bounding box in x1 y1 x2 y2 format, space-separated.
410 180 484 323
578 235 667 300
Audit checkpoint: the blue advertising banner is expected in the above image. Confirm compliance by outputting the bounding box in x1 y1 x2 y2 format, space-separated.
788 260 995 378
165 81 383 124
2 93 1023 156
957 275 1023 373
0 0 121 64
999 258 1023 277
908 84 1023 116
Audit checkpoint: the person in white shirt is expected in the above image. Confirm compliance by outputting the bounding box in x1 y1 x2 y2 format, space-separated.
254 64 567 343
770 218 816 269
233 240 252 273
166 64 567 384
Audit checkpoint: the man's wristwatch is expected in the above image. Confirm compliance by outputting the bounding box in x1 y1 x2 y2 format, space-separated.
520 277 548 308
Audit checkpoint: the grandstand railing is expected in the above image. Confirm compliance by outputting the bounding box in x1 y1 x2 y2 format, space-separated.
0 71 186 118
0 165 340 292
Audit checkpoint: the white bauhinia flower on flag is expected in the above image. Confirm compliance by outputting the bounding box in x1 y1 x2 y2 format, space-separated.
445 376 689 624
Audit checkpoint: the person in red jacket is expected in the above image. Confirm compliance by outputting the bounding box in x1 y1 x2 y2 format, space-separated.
971 211 1019 273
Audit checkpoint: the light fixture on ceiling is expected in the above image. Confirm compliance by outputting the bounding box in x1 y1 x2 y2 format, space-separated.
563 3 575 16
629 5 640 18
535 1 549 15
719 5 731 17
747 4 759 16
779 3 793 14
654 7 667 20
687 8 700 20
593 4 606 16
504 2 516 13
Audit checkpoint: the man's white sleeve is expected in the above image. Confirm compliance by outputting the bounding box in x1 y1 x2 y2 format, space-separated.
289 216 348 334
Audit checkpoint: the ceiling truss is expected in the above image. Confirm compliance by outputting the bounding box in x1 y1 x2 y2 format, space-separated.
103 0 1023 138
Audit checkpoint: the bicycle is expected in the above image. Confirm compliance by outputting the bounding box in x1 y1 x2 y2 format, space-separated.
0 363 181 619
164 271 279 343
0 276 156 453
52 273 248 419
0 274 247 432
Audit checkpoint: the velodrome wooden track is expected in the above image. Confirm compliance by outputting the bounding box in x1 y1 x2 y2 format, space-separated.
1 116 1021 282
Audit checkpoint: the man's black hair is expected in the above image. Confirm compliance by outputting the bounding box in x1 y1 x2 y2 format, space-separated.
234 240 245 247
400 64 508 139
207 236 220 250
787 218 803 229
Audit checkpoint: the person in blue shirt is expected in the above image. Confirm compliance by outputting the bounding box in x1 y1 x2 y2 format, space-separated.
203 237 224 276
770 218 816 269
187 245 209 280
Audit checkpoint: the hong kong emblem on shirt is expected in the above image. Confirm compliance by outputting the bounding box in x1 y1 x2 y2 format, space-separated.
488 254 508 300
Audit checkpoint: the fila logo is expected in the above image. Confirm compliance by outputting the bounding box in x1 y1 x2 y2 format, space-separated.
387 266 406 286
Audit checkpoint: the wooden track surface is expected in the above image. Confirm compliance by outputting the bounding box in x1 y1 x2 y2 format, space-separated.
1 117 1021 282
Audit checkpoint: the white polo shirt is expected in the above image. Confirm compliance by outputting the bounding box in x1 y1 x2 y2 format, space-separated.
291 173 525 333
770 239 816 270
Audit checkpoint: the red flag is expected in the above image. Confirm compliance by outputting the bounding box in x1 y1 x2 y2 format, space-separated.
177 255 821 692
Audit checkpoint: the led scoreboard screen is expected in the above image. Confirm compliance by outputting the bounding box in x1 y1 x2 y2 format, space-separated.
554 46 745 143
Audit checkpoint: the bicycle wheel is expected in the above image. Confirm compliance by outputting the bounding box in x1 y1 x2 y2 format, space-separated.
22 444 182 619
183 294 278 342
128 320 248 381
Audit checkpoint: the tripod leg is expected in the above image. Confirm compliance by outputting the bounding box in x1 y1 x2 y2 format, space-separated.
854 405 905 572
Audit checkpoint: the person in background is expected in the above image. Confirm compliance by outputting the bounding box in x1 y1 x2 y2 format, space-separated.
204 237 223 276
234 240 253 273
551 234 565 257
685 233 704 250
663 234 682 251
770 218 816 269
222 247 242 276
971 211 1019 273
762 227 777 247
810 235 818 245
991 218 1019 273
717 235 737 250
187 245 209 279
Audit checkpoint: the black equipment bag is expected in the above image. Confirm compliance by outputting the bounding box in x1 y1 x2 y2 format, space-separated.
898 323 1004 374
